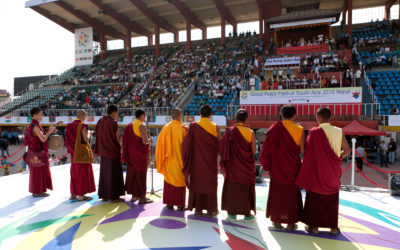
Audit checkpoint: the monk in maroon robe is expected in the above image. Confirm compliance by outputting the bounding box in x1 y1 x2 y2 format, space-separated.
25 107 56 197
94 104 125 203
220 109 256 221
295 107 350 236
65 110 96 201
260 105 305 230
123 108 153 204
183 105 221 217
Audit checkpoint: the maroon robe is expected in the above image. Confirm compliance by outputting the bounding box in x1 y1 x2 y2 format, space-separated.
260 121 303 224
123 123 149 199
65 120 96 196
25 119 53 194
94 116 125 200
163 181 186 206
295 127 342 228
182 123 219 213
219 127 256 215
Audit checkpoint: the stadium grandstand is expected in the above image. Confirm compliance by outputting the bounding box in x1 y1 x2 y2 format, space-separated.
1 0 400 249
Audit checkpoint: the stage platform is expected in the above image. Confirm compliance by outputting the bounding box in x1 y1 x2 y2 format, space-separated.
1 164 400 250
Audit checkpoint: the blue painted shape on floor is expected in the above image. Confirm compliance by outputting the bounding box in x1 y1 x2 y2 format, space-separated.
41 221 81 250
132 247 210 250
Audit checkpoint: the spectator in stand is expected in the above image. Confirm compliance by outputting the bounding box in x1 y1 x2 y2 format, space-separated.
278 68 283 81
261 77 268 90
388 138 397 164
331 75 338 87
286 67 291 79
390 105 399 115
355 68 362 86
272 67 277 80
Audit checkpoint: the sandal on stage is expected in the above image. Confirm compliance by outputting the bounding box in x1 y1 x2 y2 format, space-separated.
130 197 139 203
139 198 154 204
329 228 341 236
33 193 49 198
286 224 298 231
194 210 203 217
305 226 319 235
177 206 187 211
272 222 284 230
166 205 174 210
77 196 93 202
69 195 77 200
206 211 219 218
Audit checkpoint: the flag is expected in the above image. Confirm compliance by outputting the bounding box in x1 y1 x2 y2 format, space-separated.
117 116 124 123
49 116 56 123
5 116 11 123
87 116 94 122
27 116 32 122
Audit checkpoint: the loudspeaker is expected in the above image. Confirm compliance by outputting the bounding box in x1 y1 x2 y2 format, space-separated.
389 173 400 196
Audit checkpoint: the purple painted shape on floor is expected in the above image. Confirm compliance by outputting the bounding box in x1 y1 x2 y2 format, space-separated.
97 201 254 231
271 214 400 249
149 218 186 229
187 214 253 230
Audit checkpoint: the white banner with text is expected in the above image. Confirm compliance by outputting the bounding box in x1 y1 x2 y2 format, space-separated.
240 87 362 105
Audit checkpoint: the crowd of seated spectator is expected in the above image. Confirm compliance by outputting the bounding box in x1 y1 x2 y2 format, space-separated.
123 78 189 108
43 84 132 112
300 53 349 74
198 76 242 99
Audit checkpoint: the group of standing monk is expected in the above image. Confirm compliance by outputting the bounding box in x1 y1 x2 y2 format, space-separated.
25 103 349 236
261 105 350 235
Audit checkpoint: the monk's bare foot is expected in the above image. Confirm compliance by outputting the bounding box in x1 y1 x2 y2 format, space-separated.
330 228 340 236
139 198 153 204
33 192 49 197
77 196 92 201
305 226 319 235
206 211 219 218
110 198 124 203
69 195 77 200
166 205 174 210
286 224 298 231
195 210 203 217
130 197 138 203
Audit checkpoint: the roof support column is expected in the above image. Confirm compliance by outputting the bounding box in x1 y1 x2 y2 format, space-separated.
155 23 160 56
100 32 107 61
186 20 191 51
202 28 207 40
347 0 352 41
125 28 131 59
221 13 226 45
259 6 263 40
385 5 391 20
174 32 179 43
148 35 153 46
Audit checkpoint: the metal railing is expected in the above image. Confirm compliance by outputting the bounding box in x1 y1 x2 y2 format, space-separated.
31 107 172 117
226 103 381 120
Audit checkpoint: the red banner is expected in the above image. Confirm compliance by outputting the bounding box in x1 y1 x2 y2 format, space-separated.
276 44 329 55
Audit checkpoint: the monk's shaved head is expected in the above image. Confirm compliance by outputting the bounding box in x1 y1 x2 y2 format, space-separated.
316 107 331 122
171 108 182 120
76 109 87 119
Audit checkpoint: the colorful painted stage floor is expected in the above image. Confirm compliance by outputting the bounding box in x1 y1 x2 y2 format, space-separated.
1 164 400 250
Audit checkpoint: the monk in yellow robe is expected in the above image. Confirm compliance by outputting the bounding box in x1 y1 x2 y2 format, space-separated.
156 108 188 210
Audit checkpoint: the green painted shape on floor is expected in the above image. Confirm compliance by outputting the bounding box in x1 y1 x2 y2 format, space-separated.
0 214 92 246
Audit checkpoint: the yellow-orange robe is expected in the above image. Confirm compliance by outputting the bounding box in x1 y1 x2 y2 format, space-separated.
156 120 188 206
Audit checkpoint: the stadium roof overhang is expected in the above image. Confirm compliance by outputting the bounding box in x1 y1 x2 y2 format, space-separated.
25 0 393 42
266 9 341 29
25 0 260 41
